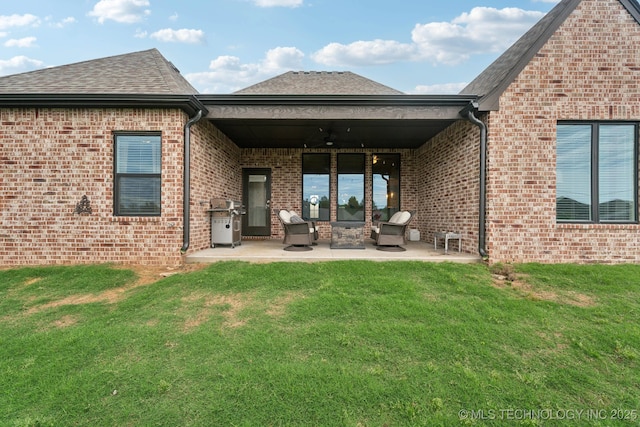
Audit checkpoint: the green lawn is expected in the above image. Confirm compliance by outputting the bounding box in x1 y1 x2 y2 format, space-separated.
1 261 639 426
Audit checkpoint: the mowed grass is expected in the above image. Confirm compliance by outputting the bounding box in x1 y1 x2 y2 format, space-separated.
1 261 639 426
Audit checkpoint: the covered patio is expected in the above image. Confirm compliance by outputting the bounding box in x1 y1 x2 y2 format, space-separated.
185 239 481 264
185 71 486 262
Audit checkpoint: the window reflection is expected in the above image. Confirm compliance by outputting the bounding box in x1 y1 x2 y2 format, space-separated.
302 154 330 220
372 154 400 222
337 154 365 221
556 123 637 223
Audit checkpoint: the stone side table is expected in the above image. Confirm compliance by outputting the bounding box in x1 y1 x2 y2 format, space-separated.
330 222 365 249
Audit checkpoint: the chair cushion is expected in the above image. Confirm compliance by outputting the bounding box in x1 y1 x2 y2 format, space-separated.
395 211 411 224
388 211 403 223
279 210 292 224
371 225 380 234
290 214 304 223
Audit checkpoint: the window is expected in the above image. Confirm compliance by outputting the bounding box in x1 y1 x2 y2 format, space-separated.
302 153 330 221
337 154 365 221
556 123 637 223
372 154 400 222
114 133 161 216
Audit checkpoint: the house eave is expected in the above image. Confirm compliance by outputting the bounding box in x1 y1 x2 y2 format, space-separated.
198 94 478 121
197 93 478 108
196 94 479 149
0 93 208 116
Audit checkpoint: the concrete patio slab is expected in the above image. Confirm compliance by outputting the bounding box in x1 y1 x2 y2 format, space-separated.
186 239 482 264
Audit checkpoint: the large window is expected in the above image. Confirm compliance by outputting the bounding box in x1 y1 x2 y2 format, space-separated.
302 153 330 221
337 154 365 221
114 133 161 216
372 154 400 222
556 123 637 223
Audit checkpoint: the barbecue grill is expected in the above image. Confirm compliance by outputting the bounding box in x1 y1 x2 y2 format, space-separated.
208 199 244 248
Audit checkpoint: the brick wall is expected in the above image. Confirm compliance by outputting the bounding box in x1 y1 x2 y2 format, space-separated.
240 148 417 240
0 107 187 266
188 119 242 253
415 120 481 255
486 0 640 263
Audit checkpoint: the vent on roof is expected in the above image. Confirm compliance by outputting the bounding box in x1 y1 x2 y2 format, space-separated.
169 61 180 73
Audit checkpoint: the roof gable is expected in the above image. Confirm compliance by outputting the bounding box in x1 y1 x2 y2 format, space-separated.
461 0 640 110
0 48 198 95
234 71 404 95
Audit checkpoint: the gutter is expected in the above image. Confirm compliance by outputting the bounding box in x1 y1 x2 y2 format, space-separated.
181 109 203 253
461 102 488 259
0 93 207 117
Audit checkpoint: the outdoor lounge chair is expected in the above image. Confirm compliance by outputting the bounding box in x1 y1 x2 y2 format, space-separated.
370 210 415 251
274 209 318 251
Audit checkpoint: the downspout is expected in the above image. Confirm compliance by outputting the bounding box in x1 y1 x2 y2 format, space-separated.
463 104 488 259
181 109 203 253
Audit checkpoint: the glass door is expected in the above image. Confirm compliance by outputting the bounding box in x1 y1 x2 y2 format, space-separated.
242 168 271 236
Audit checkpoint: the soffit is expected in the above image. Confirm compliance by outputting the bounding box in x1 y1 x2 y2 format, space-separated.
198 95 477 149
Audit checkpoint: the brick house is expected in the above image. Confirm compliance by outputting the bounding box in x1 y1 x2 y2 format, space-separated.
1 0 640 265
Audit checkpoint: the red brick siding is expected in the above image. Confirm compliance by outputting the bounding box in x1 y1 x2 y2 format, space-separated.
240 148 417 240
486 0 640 263
188 120 242 252
415 120 481 254
0 107 187 266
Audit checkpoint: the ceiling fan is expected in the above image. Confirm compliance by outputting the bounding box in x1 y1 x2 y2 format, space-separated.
303 126 362 149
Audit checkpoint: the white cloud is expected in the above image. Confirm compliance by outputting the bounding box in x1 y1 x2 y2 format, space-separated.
411 82 468 95
252 0 303 7
0 55 44 75
149 28 205 44
4 37 37 48
262 46 305 70
411 7 545 65
186 46 304 93
312 7 544 67
169 13 179 21
312 40 415 67
185 5 547 92
88 0 151 24
0 14 40 30
48 16 76 29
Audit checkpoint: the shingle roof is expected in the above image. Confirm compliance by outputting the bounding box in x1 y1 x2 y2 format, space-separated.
459 0 580 110
0 48 198 94
234 71 404 95
461 0 640 110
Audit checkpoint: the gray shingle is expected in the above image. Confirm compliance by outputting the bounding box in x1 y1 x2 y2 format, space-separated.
0 48 198 94
234 71 404 95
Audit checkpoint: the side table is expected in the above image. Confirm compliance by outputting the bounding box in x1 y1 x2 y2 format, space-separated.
434 231 461 254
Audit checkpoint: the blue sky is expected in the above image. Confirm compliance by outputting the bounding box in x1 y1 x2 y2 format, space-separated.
0 0 559 94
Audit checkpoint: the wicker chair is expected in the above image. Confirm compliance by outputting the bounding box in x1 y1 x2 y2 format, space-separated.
274 209 317 251
370 211 415 251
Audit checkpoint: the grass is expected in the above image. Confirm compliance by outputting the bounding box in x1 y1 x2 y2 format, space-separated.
1 261 639 426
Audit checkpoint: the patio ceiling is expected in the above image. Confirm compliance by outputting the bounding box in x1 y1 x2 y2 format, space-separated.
197 94 478 149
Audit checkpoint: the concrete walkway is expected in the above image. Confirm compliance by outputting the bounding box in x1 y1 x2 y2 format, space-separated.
186 239 482 264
